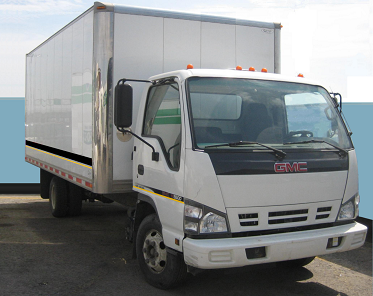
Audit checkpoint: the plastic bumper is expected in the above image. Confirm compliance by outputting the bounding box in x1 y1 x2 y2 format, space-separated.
183 222 367 269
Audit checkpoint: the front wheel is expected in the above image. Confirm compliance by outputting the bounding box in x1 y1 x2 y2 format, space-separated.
136 214 187 289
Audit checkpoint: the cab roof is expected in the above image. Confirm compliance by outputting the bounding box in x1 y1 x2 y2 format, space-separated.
150 69 323 87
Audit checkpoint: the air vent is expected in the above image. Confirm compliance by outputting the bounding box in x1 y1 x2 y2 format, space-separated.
239 213 258 227
316 207 332 220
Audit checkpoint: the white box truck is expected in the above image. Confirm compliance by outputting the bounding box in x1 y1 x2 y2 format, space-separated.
25 2 367 289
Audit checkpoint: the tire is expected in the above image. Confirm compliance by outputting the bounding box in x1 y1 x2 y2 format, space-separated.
277 256 315 268
67 183 83 216
49 177 68 218
40 169 53 199
136 214 187 289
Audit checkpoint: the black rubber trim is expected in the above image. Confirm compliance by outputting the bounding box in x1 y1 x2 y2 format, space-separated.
231 221 354 238
26 140 92 166
0 183 40 194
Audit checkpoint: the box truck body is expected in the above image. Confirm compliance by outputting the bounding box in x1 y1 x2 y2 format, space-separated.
25 2 366 289
25 2 281 195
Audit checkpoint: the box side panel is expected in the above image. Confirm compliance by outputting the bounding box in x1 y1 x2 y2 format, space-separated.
25 11 94 189
201 22 236 69
236 26 275 72
112 13 164 183
163 18 201 72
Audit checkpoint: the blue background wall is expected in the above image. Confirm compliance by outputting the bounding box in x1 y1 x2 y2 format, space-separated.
0 98 39 183
0 99 371 219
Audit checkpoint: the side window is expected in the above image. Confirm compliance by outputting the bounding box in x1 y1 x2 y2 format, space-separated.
143 82 181 170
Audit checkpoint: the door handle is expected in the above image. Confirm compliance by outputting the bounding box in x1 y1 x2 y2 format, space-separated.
138 164 144 175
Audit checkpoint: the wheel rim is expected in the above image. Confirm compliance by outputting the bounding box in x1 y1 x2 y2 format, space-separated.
142 229 167 273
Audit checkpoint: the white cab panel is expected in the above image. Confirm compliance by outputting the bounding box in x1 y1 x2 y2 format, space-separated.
184 149 226 212
343 150 359 203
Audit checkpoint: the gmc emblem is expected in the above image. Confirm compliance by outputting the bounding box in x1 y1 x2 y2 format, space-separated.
274 162 307 173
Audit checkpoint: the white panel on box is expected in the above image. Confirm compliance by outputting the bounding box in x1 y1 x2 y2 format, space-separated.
164 18 201 72
61 26 73 153
236 26 275 72
114 14 164 79
53 33 63 111
71 18 84 155
46 38 54 135
82 11 93 158
201 22 236 69
112 13 164 181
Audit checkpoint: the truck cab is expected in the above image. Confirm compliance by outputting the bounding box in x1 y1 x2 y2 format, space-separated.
115 68 367 288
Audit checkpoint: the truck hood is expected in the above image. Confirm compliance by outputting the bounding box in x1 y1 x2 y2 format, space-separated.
217 171 347 208
209 151 349 208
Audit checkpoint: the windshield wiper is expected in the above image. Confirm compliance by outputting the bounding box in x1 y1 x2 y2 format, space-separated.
204 141 286 159
284 139 348 157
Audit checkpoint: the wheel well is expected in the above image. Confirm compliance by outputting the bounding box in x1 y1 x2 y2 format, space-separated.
130 199 157 259
134 201 157 233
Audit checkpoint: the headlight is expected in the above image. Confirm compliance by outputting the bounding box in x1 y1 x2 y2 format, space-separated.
200 212 228 233
184 199 230 237
337 194 359 221
184 204 202 219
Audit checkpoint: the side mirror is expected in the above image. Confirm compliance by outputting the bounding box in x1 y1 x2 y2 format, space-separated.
114 81 133 129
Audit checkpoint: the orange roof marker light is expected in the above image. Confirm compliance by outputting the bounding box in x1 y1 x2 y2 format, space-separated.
298 73 304 78
187 64 194 69
261 68 268 73
236 66 243 70
249 67 255 72
97 5 106 9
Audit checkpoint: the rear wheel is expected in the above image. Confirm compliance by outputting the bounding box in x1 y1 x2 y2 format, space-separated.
49 177 68 218
277 256 315 268
136 214 187 289
40 169 53 199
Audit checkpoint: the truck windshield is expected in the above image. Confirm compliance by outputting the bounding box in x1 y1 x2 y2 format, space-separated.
187 77 352 151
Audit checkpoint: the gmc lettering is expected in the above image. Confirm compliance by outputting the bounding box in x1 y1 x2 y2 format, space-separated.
274 162 308 173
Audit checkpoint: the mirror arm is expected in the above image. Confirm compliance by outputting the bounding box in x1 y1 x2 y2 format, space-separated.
118 128 159 161
330 92 342 112
117 78 153 85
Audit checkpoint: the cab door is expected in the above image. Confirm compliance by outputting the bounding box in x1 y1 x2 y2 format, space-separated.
133 78 185 249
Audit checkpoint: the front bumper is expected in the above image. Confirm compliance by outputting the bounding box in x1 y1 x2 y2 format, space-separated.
183 221 367 269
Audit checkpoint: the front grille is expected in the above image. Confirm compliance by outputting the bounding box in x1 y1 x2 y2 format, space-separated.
268 209 308 225
269 209 308 217
236 205 334 229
